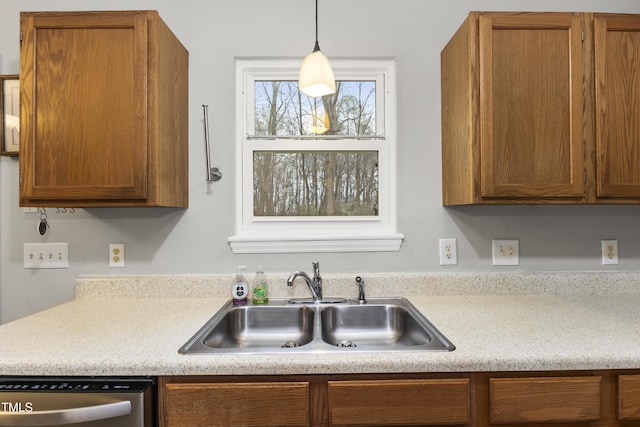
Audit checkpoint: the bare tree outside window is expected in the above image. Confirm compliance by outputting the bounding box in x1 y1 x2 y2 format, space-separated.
253 80 378 216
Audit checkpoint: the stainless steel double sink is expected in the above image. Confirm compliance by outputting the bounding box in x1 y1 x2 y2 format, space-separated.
179 298 455 354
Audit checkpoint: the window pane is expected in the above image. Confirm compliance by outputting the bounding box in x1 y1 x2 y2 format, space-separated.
253 151 379 216
254 81 376 136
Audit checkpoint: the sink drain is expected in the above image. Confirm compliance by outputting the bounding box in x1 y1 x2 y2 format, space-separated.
281 340 302 348
336 340 357 348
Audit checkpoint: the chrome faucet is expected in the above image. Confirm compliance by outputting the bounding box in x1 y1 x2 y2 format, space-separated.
287 261 323 301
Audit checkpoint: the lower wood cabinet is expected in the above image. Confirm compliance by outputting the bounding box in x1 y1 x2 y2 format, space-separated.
161 381 309 427
489 376 601 423
328 379 469 426
159 370 640 427
159 375 471 427
618 374 640 420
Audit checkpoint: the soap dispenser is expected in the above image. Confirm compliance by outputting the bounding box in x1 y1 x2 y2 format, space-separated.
252 266 269 305
231 266 249 306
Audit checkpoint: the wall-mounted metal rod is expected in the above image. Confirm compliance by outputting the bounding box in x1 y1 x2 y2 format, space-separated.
202 104 222 182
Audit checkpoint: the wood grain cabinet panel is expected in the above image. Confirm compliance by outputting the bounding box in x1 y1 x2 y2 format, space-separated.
594 14 640 201
442 11 640 205
159 372 640 426
477 13 585 201
328 378 470 426
618 375 640 420
489 376 602 423
19 11 188 207
163 382 310 427
441 12 585 205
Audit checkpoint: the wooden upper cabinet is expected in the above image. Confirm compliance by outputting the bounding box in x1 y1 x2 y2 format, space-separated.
442 12 640 205
19 11 188 207
442 12 586 205
479 13 585 201
594 15 640 201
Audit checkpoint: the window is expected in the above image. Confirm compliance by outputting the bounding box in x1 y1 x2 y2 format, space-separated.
229 58 403 253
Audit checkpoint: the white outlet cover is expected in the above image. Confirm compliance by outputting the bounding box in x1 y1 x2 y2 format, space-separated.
109 243 125 268
601 239 618 265
492 239 519 266
439 238 458 265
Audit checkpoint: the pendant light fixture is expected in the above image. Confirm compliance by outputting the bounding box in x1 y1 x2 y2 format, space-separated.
298 0 336 98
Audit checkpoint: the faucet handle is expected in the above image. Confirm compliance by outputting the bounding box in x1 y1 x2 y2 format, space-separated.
356 276 366 304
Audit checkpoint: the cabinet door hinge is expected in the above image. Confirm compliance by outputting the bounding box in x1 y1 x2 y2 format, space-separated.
581 28 584 42
584 171 587 184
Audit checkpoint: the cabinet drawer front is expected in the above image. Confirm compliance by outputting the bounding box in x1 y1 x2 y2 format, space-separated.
164 382 309 427
490 376 601 423
328 378 469 426
619 374 640 420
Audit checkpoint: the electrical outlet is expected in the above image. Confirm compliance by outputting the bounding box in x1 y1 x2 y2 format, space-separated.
439 238 457 265
492 239 519 266
601 239 618 265
109 243 125 267
24 243 69 269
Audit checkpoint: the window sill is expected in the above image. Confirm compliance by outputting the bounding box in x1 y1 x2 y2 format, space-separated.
228 233 404 254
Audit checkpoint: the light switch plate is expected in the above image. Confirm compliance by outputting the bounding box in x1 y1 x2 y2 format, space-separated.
24 243 69 269
492 239 519 266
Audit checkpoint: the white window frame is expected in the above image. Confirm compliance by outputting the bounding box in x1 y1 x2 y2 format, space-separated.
229 58 403 253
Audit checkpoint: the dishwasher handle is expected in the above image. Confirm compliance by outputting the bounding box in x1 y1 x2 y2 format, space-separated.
0 400 131 426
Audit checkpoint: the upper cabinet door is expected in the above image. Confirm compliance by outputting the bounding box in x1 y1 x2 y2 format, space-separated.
20 11 189 208
478 13 585 200
21 12 148 202
595 14 640 200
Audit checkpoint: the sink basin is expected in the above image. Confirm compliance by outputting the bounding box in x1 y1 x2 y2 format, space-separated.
321 304 445 349
204 305 314 349
180 303 315 353
179 298 454 354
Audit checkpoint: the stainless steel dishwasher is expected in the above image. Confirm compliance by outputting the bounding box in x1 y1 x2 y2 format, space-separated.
0 377 154 427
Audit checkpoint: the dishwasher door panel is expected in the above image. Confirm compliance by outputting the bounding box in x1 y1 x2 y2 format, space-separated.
0 378 154 427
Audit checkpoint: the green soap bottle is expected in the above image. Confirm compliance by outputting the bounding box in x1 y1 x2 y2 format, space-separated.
252 266 269 304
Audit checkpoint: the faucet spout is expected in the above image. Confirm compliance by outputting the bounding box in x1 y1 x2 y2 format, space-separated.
287 262 323 301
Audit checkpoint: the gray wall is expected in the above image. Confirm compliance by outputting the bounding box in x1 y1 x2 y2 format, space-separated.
2 0 640 323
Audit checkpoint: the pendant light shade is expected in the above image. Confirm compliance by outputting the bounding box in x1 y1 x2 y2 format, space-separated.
298 0 336 98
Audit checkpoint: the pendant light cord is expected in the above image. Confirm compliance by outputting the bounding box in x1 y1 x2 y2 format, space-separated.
313 0 321 52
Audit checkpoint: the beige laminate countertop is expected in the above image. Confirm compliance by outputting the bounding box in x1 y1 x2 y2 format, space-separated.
0 272 639 376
